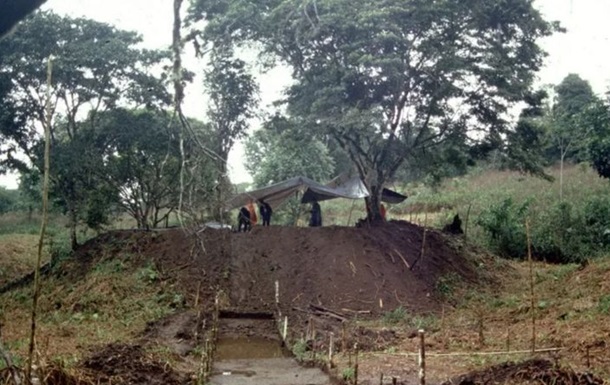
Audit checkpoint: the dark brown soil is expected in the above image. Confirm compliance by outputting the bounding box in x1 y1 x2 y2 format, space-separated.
81 343 189 385
61 221 488 384
441 359 605 385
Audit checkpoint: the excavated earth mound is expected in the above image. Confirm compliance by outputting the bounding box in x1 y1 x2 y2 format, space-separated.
71 220 487 319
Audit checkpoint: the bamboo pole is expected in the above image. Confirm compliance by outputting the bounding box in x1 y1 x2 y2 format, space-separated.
26 55 53 385
418 329 426 385
526 219 535 352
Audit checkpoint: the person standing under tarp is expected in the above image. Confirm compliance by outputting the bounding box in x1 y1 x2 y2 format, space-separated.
309 200 322 227
247 201 258 226
237 207 251 232
259 200 272 226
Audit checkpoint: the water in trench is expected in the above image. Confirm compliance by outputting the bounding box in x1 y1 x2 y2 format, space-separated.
209 316 332 385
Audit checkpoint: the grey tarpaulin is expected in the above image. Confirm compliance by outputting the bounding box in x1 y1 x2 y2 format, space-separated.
224 175 406 211
224 176 368 211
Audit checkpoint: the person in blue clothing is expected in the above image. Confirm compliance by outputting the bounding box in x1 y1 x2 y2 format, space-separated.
309 200 322 227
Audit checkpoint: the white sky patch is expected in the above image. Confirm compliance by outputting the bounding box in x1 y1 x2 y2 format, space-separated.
0 0 609 188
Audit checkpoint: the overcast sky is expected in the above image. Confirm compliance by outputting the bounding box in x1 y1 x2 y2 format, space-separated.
1 0 609 188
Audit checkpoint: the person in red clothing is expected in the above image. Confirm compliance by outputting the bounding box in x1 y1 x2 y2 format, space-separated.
365 201 387 221
247 201 258 226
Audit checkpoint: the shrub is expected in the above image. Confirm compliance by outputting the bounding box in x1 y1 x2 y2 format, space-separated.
382 306 407 325
476 198 530 259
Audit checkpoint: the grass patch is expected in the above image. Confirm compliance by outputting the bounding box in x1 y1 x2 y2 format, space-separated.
0 253 182 363
382 306 408 325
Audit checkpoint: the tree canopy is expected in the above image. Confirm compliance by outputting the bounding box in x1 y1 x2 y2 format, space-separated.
189 0 561 219
0 11 177 246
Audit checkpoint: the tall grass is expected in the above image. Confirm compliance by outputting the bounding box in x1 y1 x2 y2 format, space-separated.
398 164 610 261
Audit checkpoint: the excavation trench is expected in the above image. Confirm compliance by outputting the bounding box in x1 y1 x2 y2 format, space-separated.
208 313 332 385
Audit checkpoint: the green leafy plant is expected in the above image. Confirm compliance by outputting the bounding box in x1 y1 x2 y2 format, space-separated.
476 198 530 259
291 338 308 360
342 367 355 381
598 295 610 315
382 306 407 325
137 263 159 283
436 273 461 299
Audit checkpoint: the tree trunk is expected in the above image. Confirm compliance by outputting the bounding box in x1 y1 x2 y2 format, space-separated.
559 150 565 201
69 207 78 250
365 185 384 221
214 156 231 222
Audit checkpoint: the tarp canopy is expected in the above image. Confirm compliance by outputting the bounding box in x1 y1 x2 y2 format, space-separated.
224 176 368 210
224 175 407 211
380 188 408 204
300 176 369 203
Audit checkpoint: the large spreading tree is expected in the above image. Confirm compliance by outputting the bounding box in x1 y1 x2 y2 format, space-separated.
0 11 171 247
189 0 560 219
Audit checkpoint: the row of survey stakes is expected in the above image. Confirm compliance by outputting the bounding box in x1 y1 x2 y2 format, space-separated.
273 277 565 385
273 279 428 385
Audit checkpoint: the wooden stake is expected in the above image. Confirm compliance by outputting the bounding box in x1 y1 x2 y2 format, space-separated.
379 373 383 385
275 280 280 305
342 321 347 352
526 219 535 352
328 332 334 369
420 208 428 262
506 327 511 352
283 316 288 342
354 343 359 385
464 203 472 240
418 329 426 385
392 377 397 385
477 311 485 348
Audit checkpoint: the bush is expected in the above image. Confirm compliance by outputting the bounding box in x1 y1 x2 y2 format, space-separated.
476 198 530 259
477 194 610 263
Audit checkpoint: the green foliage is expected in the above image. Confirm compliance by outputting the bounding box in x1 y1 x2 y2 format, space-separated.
582 99 610 179
245 116 335 187
476 198 530 259
0 187 18 214
436 273 462 299
382 306 407 325
0 11 172 244
342 367 355 381
291 338 308 360
543 74 597 164
409 165 610 263
245 115 335 224
598 295 610 315
137 263 160 283
190 0 559 220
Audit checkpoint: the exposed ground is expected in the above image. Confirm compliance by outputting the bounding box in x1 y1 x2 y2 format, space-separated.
0 220 608 384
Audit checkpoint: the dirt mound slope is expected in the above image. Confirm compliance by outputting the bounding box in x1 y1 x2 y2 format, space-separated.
71 221 488 318
441 359 606 385
81 343 188 384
